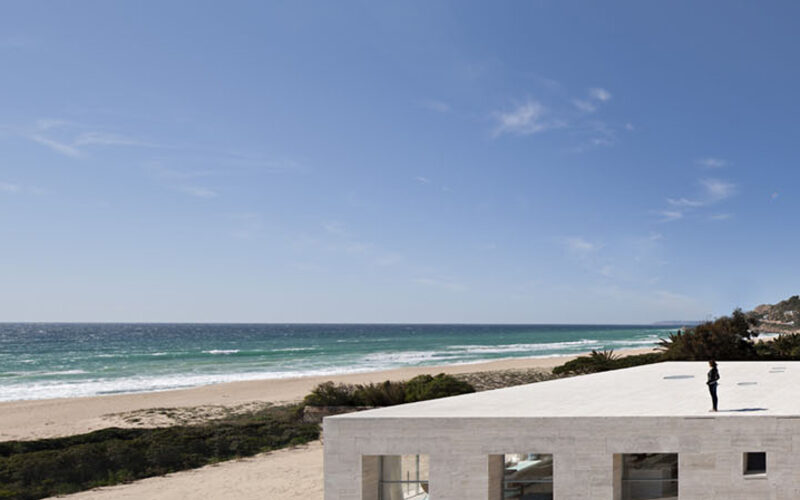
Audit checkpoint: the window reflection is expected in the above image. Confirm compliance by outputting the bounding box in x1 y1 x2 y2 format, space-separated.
620 453 678 500
503 453 553 500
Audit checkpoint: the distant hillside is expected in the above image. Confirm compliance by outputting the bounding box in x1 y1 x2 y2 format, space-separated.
749 295 800 334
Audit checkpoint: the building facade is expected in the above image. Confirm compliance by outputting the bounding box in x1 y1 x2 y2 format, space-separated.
324 361 800 499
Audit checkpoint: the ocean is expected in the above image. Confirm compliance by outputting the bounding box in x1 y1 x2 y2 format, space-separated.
0 323 677 402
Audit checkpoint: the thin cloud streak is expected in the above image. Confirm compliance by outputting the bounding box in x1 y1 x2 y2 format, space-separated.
696 157 727 168
492 100 563 137
658 210 684 222
658 176 737 222
565 237 600 254
30 135 82 158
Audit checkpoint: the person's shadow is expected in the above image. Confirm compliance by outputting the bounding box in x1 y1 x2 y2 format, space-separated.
720 408 768 412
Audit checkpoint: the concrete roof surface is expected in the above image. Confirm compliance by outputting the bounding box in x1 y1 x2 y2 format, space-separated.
331 361 799 419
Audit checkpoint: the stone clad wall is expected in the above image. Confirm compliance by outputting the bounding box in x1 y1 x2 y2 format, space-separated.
324 415 800 500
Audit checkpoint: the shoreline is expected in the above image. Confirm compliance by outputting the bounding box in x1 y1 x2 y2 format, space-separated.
0 347 655 441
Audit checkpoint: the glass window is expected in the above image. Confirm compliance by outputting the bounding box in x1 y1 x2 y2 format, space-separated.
619 453 678 500
744 452 766 475
503 453 553 500
379 455 429 500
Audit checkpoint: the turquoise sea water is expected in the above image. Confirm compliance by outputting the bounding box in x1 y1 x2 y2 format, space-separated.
0 323 677 402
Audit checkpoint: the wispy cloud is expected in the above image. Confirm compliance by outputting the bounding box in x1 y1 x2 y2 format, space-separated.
771 192 779 200
23 119 148 158
492 100 563 137
589 88 612 101
74 132 152 147
0 182 21 193
179 186 218 198
696 157 727 168
494 85 619 150
572 99 596 113
709 213 733 221
598 265 614 277
419 99 450 113
35 118 75 131
657 210 684 222
573 88 612 113
414 176 431 184
323 221 346 235
657 177 737 222
666 197 705 208
700 178 736 201
565 237 600 254
30 135 82 158
0 182 46 195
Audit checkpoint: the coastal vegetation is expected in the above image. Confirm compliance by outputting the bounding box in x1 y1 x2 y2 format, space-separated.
303 373 475 407
657 308 759 361
0 374 474 500
554 300 800 375
552 350 662 375
0 404 318 500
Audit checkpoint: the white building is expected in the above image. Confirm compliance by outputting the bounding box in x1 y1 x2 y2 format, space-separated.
324 361 800 499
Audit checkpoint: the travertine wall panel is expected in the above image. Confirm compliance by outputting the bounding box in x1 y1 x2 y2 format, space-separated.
325 416 800 499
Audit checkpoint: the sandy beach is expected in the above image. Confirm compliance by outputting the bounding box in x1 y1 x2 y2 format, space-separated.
0 348 653 499
1 349 650 441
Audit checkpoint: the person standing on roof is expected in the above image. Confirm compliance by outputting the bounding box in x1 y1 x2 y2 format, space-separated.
707 360 720 412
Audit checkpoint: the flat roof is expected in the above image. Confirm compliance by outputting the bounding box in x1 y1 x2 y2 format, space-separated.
332 361 799 419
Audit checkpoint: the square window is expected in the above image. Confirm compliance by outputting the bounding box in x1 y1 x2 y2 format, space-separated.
744 452 766 475
379 455 429 500
616 453 678 500
502 453 553 500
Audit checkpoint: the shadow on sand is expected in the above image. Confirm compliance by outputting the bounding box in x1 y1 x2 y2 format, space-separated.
720 408 768 412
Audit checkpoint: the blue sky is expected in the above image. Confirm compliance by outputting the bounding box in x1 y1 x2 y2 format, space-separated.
1 1 797 323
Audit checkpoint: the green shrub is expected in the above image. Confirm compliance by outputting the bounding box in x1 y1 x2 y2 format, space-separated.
353 380 406 406
303 374 475 408
403 374 475 402
553 350 663 375
658 308 758 361
302 381 358 407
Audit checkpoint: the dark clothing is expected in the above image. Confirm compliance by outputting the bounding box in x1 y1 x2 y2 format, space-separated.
707 366 719 411
708 383 718 411
707 367 719 386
